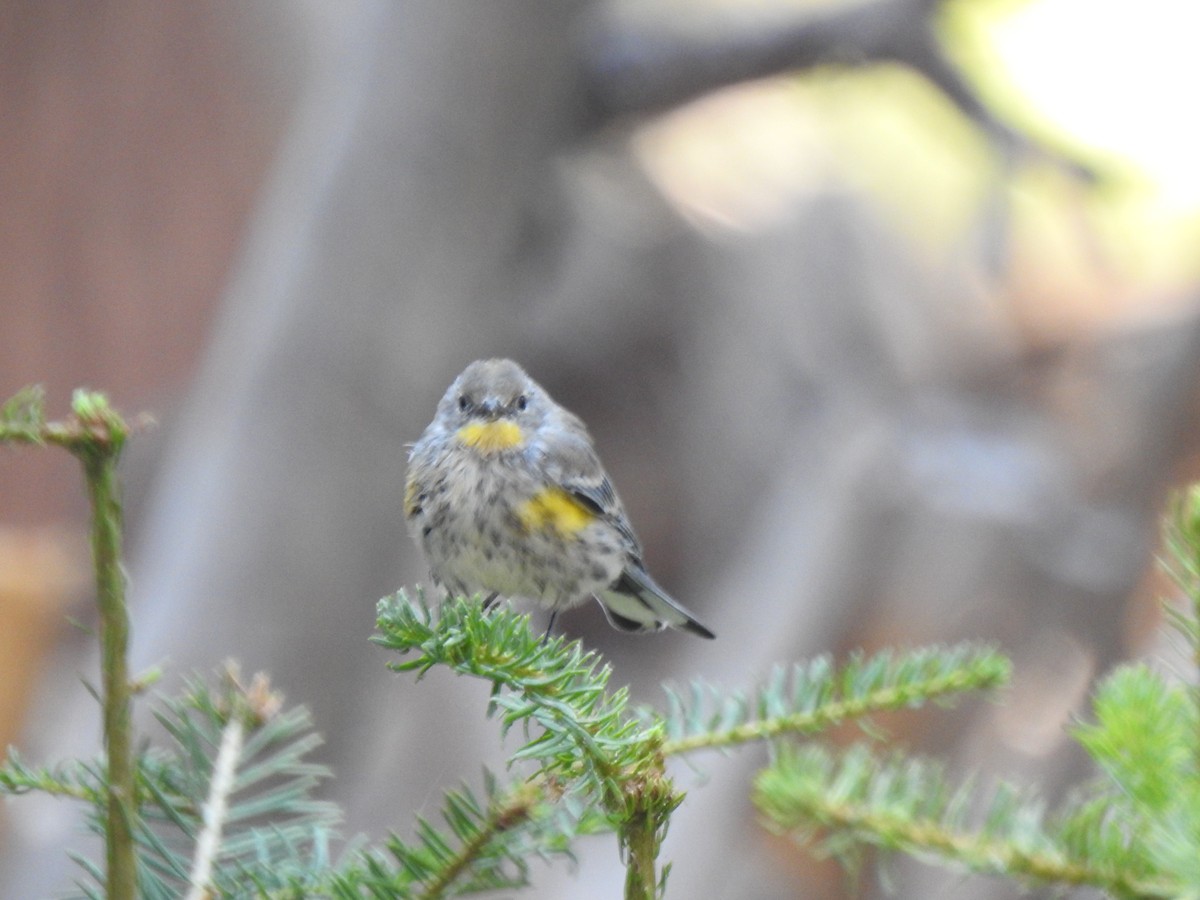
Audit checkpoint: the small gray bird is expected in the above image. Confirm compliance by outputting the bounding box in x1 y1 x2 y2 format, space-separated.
405 359 715 638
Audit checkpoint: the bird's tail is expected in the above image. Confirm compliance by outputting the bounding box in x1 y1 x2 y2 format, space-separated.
597 565 715 639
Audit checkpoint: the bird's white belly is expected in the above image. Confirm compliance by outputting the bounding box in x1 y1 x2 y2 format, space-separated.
419 452 621 607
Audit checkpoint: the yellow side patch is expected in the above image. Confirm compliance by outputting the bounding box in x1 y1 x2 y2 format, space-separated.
456 420 524 453
518 487 594 536
404 478 420 517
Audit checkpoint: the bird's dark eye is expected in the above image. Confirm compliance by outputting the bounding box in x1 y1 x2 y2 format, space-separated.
457 395 470 412
516 394 528 411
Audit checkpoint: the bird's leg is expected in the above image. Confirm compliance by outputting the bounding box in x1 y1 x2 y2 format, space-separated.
541 607 559 644
482 591 500 611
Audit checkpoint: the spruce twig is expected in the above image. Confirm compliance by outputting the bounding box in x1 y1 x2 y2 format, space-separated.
412 781 539 900
751 490 1200 898
184 710 244 899
756 744 1181 898
661 646 1010 756
2 388 138 900
375 592 685 898
619 777 677 900
78 396 136 900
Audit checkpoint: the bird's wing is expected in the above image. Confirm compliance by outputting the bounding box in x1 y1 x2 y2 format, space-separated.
534 414 642 553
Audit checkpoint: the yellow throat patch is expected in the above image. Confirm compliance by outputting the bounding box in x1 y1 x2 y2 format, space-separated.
518 487 594 536
456 420 524 454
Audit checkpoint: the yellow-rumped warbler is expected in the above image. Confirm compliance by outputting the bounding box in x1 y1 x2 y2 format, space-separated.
405 359 714 639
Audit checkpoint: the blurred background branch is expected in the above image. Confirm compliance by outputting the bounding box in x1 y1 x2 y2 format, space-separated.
583 0 1097 185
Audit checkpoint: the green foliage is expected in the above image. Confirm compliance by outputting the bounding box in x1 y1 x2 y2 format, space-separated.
754 489 1200 899
1 668 339 899
323 774 605 898
374 591 682 899
0 385 132 456
1163 487 1200 674
756 743 1183 897
0 384 47 443
374 592 657 810
1072 667 1200 891
2 386 139 898
1076 665 1195 816
0 749 100 802
0 385 1018 898
367 591 1008 898
660 645 1010 755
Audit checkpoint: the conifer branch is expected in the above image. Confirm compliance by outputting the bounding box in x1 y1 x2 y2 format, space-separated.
1163 487 1200 709
738 491 1199 897
661 645 1009 756
756 744 1181 898
81 408 136 900
619 775 678 900
374 592 652 807
374 592 683 896
323 773 595 898
622 804 660 900
63 669 337 898
2 388 139 900
184 710 244 899
20 380 1200 898
0 751 101 802
0 386 49 444
412 780 540 900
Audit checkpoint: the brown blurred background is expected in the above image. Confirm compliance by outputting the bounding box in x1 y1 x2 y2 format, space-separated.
2 1 1199 897
0 1 297 756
